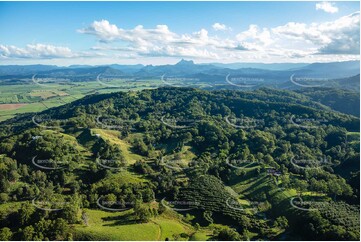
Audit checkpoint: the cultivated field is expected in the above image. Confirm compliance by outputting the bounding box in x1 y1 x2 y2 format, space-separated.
0 78 164 122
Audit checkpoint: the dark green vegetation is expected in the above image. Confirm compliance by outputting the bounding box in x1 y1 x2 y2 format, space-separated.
0 87 359 240
0 60 359 122
296 87 360 117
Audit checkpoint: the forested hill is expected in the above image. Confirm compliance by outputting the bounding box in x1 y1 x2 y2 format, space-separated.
295 87 360 117
0 87 359 240
0 87 359 136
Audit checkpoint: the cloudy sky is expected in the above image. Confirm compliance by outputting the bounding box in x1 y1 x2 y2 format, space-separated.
0 1 359 66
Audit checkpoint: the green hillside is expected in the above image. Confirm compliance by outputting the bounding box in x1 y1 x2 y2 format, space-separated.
0 87 359 241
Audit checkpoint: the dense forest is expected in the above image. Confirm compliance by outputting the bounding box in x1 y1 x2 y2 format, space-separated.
0 87 359 240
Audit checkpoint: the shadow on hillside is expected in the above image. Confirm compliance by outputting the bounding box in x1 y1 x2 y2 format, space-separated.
102 212 139 226
241 174 270 195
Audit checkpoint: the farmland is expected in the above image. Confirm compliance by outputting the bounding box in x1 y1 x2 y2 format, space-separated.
0 78 164 121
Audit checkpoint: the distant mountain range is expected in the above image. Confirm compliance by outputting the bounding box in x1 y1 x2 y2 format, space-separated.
0 59 359 90
0 59 359 76
207 62 309 70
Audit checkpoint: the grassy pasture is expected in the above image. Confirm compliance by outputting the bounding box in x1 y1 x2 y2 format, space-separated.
91 128 144 164
0 79 163 122
73 209 197 241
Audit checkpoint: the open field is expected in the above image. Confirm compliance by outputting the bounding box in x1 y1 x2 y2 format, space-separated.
0 103 28 110
0 78 163 122
73 209 197 241
91 129 144 164
74 209 160 241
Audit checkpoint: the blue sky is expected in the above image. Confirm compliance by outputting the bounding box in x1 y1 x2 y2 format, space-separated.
0 1 359 65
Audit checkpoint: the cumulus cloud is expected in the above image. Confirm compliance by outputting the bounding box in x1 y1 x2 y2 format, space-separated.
212 23 230 31
272 11 360 55
316 2 338 13
0 44 74 59
78 20 243 59
78 20 177 43
76 14 359 62
0 44 101 60
236 25 273 50
3 12 359 63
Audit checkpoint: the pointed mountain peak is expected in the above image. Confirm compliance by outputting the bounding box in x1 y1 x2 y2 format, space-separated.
176 59 194 66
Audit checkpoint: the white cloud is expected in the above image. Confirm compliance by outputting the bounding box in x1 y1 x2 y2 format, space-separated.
272 11 360 55
0 44 101 60
76 15 359 62
316 2 339 14
3 12 359 64
78 20 242 59
236 24 273 50
78 20 177 44
0 44 74 59
212 23 230 31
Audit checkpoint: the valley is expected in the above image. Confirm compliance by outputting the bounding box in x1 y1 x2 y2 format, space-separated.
0 86 359 240
1 1 360 240
0 60 359 122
